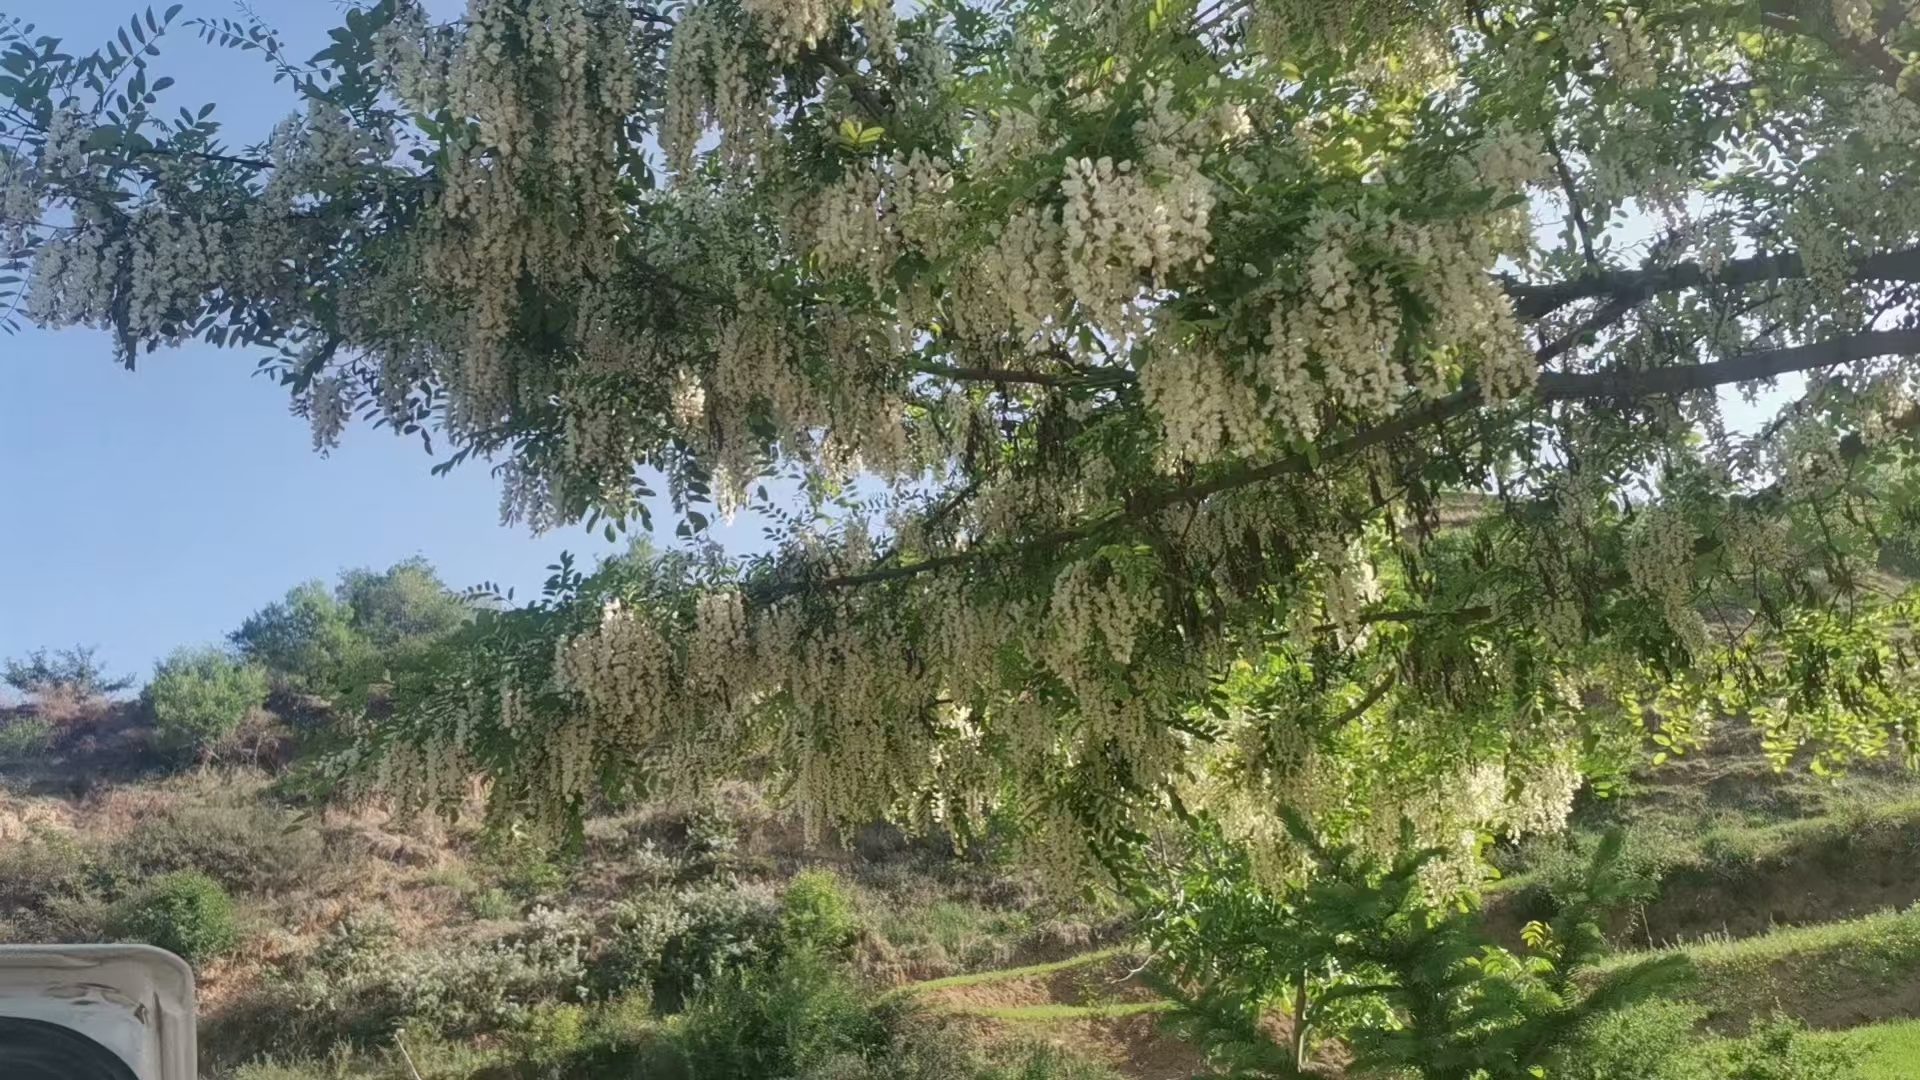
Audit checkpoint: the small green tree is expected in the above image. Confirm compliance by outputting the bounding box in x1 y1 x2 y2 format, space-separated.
1141 816 1693 1080
115 870 240 964
2 645 133 698
779 868 860 956
230 560 471 702
336 558 472 658
145 647 269 756
229 581 369 694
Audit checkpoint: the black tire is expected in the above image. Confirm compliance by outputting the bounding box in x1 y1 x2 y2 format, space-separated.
0 1015 141 1080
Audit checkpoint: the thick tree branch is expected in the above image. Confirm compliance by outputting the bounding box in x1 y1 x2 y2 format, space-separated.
1760 8 1920 106
1536 329 1920 401
1324 669 1398 730
914 363 1133 388
130 146 275 170
1505 246 1920 319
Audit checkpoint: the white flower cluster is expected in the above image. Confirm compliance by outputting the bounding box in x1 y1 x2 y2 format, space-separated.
1060 146 1215 337
1504 753 1583 839
1626 506 1707 654
39 108 89 178
1044 558 1162 669
414 0 636 438
0 157 37 255
373 0 455 114
1831 0 1875 39
498 459 563 533
1258 207 1535 443
555 600 676 781
1467 126 1552 192
686 590 750 699
662 2 763 175
809 164 891 286
23 218 123 331
954 204 1065 342
1140 342 1265 466
1311 532 1381 644
743 0 847 60
308 375 352 452
1558 5 1656 90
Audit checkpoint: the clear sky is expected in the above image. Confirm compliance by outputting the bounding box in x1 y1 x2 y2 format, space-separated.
0 1 634 682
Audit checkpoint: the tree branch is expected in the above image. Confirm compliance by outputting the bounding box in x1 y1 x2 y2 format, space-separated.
1760 8 1920 106
1536 329 1920 401
1505 246 1920 319
750 330 1920 599
131 146 275 170
1543 130 1598 267
913 363 1132 389
1325 669 1397 730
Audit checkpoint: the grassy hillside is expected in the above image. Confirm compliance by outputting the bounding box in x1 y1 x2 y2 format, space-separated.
0 699 1124 1079
5 700 1920 1080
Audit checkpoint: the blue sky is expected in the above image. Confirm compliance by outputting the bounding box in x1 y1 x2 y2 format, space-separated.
0 1 635 683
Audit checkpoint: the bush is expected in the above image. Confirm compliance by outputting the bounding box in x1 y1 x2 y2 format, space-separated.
115 870 239 963
0 714 53 762
1561 1004 1865 1080
4 645 134 697
1714 1017 1865 1080
1562 1000 1713 1080
210 906 593 1066
591 885 781 1010
145 646 269 756
231 560 470 702
107 801 328 894
782 868 860 955
672 950 890 1080
507 1002 591 1072
0 829 117 945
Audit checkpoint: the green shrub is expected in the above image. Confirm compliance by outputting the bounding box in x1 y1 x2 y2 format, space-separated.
0 827 92 910
470 886 518 920
1562 1005 1865 1080
0 829 117 944
980 1043 1123 1080
106 801 328 894
231 560 469 703
212 906 592 1066
1561 1000 1714 1080
673 950 889 1080
591 885 781 1010
1713 1017 1865 1080
781 868 860 955
0 714 53 761
115 870 239 963
145 646 269 755
4 645 133 697
507 1001 591 1071
480 830 570 901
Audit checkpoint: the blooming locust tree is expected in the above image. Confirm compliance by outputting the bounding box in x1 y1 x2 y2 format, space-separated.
6 0 1920 875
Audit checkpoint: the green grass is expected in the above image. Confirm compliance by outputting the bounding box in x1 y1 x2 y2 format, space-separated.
867 895 1038 971
1594 905 1920 1032
1810 1018 1920 1080
1492 797 1920 898
901 948 1123 997
953 1001 1174 1022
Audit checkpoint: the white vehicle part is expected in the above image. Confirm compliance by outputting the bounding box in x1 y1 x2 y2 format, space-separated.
0 944 196 1080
